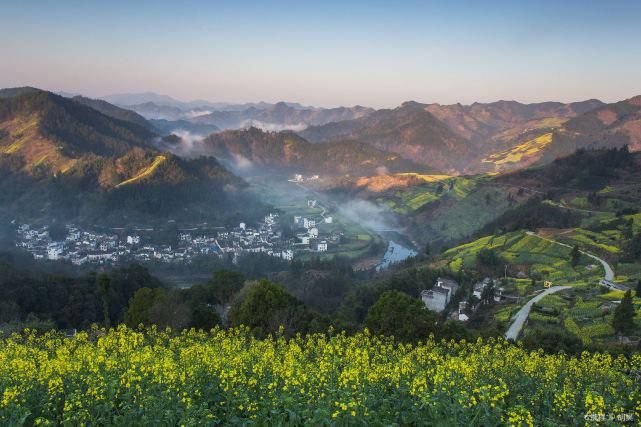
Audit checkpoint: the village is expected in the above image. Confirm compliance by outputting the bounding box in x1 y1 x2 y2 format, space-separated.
14 199 340 267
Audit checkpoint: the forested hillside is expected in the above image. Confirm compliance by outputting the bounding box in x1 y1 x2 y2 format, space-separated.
0 88 264 225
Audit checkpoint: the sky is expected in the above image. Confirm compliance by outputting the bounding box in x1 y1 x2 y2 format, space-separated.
1 0 641 108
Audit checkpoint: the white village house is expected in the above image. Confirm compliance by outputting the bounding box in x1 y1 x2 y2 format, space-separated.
421 277 459 313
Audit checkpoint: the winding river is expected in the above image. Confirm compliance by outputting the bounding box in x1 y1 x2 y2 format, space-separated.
375 231 418 271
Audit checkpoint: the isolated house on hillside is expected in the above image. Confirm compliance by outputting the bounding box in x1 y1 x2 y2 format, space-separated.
422 287 449 312
421 277 458 313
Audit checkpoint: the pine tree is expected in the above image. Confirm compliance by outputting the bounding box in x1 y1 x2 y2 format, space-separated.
612 290 636 335
97 273 112 329
570 245 580 267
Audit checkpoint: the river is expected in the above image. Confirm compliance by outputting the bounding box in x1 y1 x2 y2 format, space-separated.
375 231 418 271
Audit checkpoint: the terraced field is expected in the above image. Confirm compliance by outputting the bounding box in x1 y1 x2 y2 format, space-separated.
482 132 553 168
529 289 641 346
443 231 591 282
558 228 622 255
375 176 480 214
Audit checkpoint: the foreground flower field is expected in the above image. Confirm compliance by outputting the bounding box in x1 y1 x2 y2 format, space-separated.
1 327 639 425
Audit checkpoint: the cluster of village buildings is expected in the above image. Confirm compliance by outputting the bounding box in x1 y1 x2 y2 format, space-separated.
14 200 339 266
289 174 320 183
421 277 505 321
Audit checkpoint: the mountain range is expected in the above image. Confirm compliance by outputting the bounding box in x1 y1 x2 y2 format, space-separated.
90 90 641 176
299 97 640 174
2 85 641 227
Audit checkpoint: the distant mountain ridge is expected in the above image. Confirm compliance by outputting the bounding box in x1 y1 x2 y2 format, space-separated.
192 102 374 131
199 127 431 176
101 91 311 112
72 96 156 132
425 99 604 142
148 119 220 137
300 102 473 173
299 96 641 174
477 96 641 172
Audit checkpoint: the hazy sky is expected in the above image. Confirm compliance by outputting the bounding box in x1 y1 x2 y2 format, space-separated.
2 0 641 108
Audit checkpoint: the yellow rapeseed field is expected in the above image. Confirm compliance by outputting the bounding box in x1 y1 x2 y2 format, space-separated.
1 326 639 425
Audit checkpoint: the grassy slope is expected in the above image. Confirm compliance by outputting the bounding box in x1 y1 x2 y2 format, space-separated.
363 175 527 245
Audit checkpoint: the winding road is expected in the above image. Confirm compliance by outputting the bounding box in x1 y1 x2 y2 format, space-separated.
504 231 615 340
505 285 572 340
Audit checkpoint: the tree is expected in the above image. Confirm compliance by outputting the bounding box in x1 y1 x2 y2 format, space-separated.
424 243 431 257
96 273 112 328
0 301 19 323
228 279 308 336
480 283 496 305
475 248 503 276
570 245 581 267
522 329 583 354
612 290 636 335
364 291 436 342
190 304 221 330
476 248 500 268
148 290 192 330
637 280 641 298
125 287 164 327
209 270 244 304
629 234 641 261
